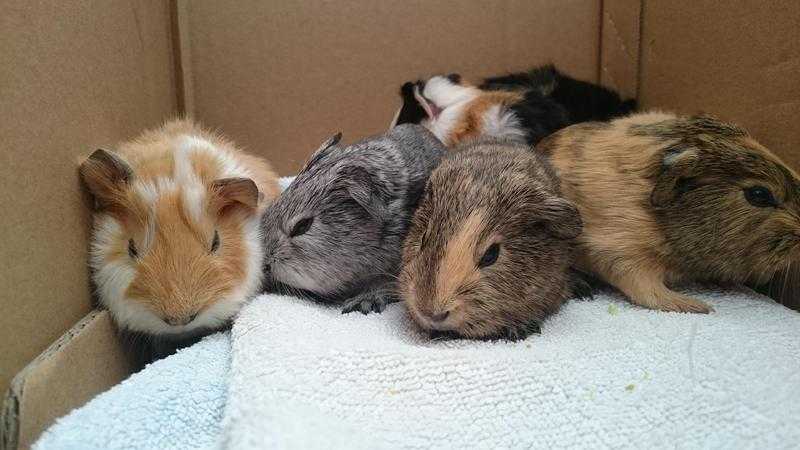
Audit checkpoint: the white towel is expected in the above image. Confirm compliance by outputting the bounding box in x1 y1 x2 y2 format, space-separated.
35 332 230 450
221 290 800 449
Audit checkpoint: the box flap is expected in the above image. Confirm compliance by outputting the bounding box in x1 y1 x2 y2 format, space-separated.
2 310 132 450
638 0 800 169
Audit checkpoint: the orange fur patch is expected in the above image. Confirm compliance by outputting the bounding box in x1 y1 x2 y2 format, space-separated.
90 119 277 323
125 189 247 320
450 91 523 143
434 210 486 307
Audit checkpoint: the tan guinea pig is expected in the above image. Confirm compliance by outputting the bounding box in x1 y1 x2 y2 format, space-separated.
80 119 280 338
536 111 800 313
399 138 585 340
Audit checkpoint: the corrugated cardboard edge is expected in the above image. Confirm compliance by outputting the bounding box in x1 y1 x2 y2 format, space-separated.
599 0 642 100
172 0 194 116
1 310 132 450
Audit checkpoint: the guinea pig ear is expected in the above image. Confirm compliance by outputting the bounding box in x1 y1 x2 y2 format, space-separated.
651 147 701 207
339 165 390 222
79 148 134 210
300 132 343 173
536 197 583 240
392 80 427 127
210 177 259 214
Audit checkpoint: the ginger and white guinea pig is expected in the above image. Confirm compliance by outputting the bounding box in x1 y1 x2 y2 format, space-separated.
392 64 636 147
80 119 280 338
399 138 585 340
261 124 446 314
536 111 800 313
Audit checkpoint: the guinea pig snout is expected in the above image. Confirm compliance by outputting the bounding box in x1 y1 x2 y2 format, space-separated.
430 310 450 322
419 305 460 330
164 312 198 327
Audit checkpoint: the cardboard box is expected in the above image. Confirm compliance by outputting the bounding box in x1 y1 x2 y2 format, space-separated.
1 0 797 448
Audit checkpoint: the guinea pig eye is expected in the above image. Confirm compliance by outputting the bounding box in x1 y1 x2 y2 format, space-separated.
210 230 220 253
478 243 500 269
127 239 139 259
290 217 313 237
744 186 778 208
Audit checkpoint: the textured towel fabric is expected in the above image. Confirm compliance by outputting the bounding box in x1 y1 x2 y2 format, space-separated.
222 290 800 450
34 332 230 450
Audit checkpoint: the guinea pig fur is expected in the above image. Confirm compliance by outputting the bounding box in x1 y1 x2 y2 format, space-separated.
399 138 584 340
393 64 636 148
536 111 800 313
261 124 446 314
80 119 280 339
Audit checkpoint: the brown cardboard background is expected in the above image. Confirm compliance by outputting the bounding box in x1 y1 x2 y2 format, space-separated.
180 0 602 175
638 0 800 170
0 0 177 408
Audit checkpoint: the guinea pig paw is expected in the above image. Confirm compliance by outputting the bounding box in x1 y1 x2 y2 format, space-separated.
503 321 542 342
341 290 399 315
656 293 713 314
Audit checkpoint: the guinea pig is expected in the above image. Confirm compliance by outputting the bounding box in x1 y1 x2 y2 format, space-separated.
399 138 585 340
261 124 446 314
80 119 280 340
535 111 800 313
392 64 636 147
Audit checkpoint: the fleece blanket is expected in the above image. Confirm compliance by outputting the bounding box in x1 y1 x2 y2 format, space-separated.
34 332 230 450
222 290 800 450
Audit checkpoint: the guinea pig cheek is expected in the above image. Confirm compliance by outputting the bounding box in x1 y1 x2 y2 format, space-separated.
422 212 487 331
765 211 800 260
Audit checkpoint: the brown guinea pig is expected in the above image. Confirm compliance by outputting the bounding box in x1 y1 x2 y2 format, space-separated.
399 138 584 340
536 111 800 313
80 119 280 339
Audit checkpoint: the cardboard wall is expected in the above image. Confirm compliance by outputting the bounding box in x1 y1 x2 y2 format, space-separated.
179 0 603 175
0 0 177 432
638 0 800 170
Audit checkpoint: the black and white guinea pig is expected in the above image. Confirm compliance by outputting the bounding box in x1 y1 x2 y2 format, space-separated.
392 64 636 147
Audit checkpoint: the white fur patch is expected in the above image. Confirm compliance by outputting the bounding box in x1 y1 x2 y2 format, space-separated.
422 76 480 107
177 134 253 180
481 104 528 143
419 77 481 146
424 101 470 146
89 215 146 331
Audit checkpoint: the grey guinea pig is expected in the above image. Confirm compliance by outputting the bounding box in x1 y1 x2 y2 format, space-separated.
261 124 447 314
399 138 585 340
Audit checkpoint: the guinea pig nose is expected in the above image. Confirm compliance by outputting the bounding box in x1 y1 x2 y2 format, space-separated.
165 314 197 326
431 310 450 322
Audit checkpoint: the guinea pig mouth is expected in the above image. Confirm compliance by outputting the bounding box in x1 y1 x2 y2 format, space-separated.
413 84 442 120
